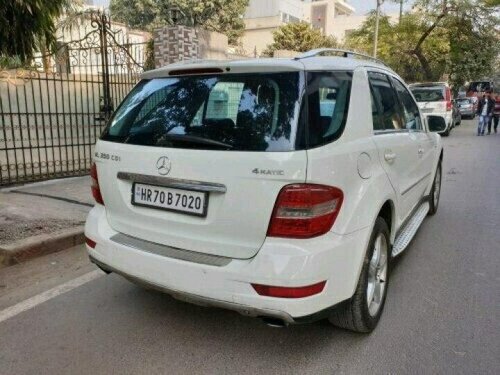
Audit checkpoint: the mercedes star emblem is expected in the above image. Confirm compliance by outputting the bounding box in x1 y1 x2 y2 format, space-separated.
156 156 171 176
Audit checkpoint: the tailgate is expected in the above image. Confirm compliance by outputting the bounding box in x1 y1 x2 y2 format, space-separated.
95 141 307 259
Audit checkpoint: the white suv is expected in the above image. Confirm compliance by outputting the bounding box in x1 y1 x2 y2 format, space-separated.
85 49 444 332
409 82 454 136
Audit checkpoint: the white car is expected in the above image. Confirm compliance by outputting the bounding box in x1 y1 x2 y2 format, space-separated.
85 49 445 332
409 82 454 136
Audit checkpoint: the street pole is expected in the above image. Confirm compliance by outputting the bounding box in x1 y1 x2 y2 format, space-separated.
399 0 403 24
373 0 384 58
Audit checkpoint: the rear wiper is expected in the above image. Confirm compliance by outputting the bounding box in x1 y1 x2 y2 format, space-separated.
157 134 233 149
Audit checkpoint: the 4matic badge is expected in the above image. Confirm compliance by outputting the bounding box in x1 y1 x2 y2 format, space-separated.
252 168 284 176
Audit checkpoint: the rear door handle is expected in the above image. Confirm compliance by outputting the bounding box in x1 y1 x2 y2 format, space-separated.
384 151 396 164
418 148 424 156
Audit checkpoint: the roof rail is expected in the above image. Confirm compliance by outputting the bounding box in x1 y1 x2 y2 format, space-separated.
294 48 388 67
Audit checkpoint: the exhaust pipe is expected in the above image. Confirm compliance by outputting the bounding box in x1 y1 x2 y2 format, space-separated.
261 317 288 328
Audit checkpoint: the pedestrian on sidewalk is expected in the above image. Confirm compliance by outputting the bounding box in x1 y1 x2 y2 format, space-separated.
477 91 495 136
488 93 500 134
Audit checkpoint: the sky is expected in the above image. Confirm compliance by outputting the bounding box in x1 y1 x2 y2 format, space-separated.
91 0 413 16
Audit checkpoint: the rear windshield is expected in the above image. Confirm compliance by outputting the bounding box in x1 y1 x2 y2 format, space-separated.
410 87 445 102
456 98 471 105
101 72 303 152
469 81 491 92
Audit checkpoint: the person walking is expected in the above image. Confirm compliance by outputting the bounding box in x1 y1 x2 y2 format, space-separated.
477 91 495 136
488 93 500 134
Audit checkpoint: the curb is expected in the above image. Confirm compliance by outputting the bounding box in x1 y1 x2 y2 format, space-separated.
0 226 85 268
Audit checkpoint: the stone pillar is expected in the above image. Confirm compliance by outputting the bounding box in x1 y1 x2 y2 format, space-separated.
153 26 199 68
153 26 229 68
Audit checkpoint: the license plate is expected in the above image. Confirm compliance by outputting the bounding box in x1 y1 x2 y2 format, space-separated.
421 108 434 113
132 183 208 217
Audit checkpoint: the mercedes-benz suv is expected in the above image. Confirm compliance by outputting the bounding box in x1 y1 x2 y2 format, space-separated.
85 49 444 332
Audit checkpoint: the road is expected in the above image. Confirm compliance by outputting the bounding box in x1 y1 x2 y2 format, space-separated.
0 119 499 375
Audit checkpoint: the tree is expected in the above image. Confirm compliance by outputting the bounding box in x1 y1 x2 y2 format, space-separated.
345 1 499 86
345 12 448 82
0 0 74 62
109 0 249 44
262 22 338 57
109 0 159 31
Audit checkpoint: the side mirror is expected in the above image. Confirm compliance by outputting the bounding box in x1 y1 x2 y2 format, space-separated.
427 115 447 132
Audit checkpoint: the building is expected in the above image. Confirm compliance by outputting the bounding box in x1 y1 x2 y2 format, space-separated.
240 0 355 56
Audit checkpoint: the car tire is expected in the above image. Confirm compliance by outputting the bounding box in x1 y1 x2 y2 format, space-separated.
428 161 441 216
329 217 390 333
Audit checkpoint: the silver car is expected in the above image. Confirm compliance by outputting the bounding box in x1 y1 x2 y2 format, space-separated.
454 98 476 119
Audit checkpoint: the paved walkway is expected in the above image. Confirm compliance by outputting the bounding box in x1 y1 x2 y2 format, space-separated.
0 177 92 246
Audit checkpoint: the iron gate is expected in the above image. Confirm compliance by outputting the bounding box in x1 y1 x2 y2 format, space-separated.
0 11 150 186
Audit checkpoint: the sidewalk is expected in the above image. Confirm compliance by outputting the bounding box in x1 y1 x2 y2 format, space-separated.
0 177 93 267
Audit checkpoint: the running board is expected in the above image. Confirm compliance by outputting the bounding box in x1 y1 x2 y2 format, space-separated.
392 202 430 257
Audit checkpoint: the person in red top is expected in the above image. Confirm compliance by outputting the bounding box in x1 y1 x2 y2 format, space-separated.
489 93 500 134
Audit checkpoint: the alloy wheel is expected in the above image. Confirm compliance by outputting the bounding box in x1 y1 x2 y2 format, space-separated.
366 233 388 317
434 165 441 208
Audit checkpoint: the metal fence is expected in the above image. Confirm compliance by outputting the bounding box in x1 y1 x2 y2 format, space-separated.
0 11 149 186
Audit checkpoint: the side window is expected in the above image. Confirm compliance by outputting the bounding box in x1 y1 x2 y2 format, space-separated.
306 71 352 148
369 84 384 131
391 78 422 131
368 72 404 131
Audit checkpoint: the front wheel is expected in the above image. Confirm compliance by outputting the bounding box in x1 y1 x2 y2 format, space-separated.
428 161 442 215
329 217 390 333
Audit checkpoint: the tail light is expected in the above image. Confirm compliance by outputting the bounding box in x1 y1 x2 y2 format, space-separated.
85 236 96 249
90 162 104 205
267 184 343 238
445 87 452 111
252 281 326 298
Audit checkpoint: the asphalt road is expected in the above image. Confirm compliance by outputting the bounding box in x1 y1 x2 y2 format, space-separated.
0 119 499 375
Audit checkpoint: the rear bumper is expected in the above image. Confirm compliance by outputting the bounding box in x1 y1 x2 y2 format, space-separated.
458 109 475 116
85 205 371 322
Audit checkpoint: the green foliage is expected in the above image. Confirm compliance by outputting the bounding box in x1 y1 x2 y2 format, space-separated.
345 0 499 88
441 0 500 89
144 38 156 71
109 0 249 44
0 56 23 69
0 0 72 62
345 12 448 82
109 0 159 31
262 22 338 57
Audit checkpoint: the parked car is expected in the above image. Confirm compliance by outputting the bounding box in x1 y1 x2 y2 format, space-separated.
85 49 444 333
454 97 476 119
409 82 454 136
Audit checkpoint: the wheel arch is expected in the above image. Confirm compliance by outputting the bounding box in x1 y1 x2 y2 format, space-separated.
377 200 395 244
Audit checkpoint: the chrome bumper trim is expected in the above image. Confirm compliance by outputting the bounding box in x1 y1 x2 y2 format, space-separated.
110 233 232 267
117 172 227 193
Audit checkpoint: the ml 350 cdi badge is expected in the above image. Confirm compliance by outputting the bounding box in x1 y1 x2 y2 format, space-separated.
85 49 445 332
